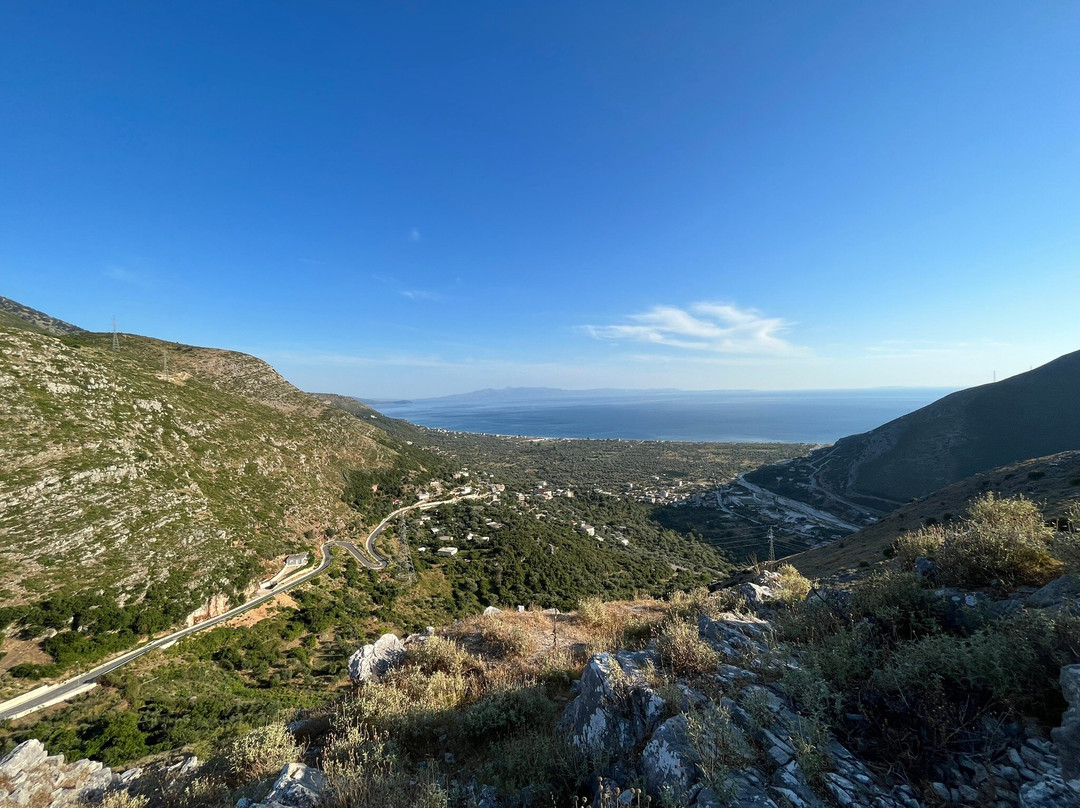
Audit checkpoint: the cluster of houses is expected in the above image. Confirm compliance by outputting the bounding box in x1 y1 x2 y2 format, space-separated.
622 477 700 506
529 480 575 501
415 511 504 559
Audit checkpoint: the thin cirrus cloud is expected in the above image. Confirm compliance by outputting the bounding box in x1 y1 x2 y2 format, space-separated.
400 289 440 301
583 302 805 356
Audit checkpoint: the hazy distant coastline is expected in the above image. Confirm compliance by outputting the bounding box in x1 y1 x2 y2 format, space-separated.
368 387 954 443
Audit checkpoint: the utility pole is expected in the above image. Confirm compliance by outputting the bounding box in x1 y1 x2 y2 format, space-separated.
768 527 775 563
111 316 119 351
162 348 168 378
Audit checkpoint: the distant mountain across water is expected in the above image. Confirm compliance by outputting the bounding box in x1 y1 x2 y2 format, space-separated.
361 387 956 444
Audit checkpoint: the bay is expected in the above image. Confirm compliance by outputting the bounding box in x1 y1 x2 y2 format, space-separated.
372 388 954 444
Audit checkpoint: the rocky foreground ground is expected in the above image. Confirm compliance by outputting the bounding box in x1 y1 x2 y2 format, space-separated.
3 569 1080 808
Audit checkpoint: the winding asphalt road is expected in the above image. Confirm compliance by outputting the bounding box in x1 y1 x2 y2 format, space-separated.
0 493 479 721
735 473 864 533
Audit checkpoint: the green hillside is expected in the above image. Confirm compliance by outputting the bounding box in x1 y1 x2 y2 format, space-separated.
0 312 406 672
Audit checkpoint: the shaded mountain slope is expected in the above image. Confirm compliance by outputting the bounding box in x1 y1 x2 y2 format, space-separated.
748 349 1080 514
0 296 86 336
788 450 1080 579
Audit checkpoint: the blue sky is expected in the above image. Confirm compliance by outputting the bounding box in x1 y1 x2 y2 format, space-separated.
2 2 1079 398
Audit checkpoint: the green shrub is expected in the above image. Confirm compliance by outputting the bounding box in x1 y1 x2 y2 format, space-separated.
850 570 936 641
323 723 447 808
479 729 588 800
472 621 535 661
92 792 150 808
943 494 1060 586
874 610 1080 717
1053 504 1080 569
685 703 756 802
893 524 946 568
789 713 831 787
774 565 813 605
895 495 1062 587
405 636 478 676
655 619 717 676
224 722 297 782
667 587 736 621
457 684 554 740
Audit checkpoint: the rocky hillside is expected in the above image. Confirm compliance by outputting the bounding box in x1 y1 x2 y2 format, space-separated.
6 545 1080 808
0 303 408 676
747 349 1080 515
789 451 1080 580
0 295 85 336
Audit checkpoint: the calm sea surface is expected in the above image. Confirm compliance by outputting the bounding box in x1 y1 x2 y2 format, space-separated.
374 389 954 444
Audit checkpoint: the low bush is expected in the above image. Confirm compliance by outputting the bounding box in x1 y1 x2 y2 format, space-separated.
893 525 946 568
322 723 447 808
479 728 588 800
654 618 717 676
576 596 611 628
405 636 478 676
457 683 554 740
476 621 536 660
895 494 1062 588
788 713 831 787
667 587 736 622
223 722 297 783
92 793 150 808
685 703 756 802
773 564 813 606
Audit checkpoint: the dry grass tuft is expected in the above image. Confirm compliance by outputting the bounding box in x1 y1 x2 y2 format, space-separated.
223 722 298 783
655 617 718 676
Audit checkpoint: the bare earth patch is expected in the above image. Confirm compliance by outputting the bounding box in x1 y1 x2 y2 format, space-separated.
0 636 52 674
226 593 298 629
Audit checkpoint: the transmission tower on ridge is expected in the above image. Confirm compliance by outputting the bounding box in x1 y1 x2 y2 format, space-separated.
768 527 776 563
111 316 119 351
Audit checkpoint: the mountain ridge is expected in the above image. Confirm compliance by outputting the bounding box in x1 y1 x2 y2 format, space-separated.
0 295 86 337
747 348 1080 514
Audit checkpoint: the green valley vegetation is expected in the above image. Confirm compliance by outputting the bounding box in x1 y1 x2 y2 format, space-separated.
0 551 388 767
384 424 811 495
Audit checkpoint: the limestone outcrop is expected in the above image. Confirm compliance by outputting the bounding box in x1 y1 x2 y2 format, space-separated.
347 632 406 684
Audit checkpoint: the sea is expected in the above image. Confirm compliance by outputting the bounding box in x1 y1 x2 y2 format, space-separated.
372 388 954 444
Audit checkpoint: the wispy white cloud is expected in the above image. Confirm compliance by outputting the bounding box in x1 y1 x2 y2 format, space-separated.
401 289 440 301
409 227 421 242
583 302 804 356
865 339 1010 359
